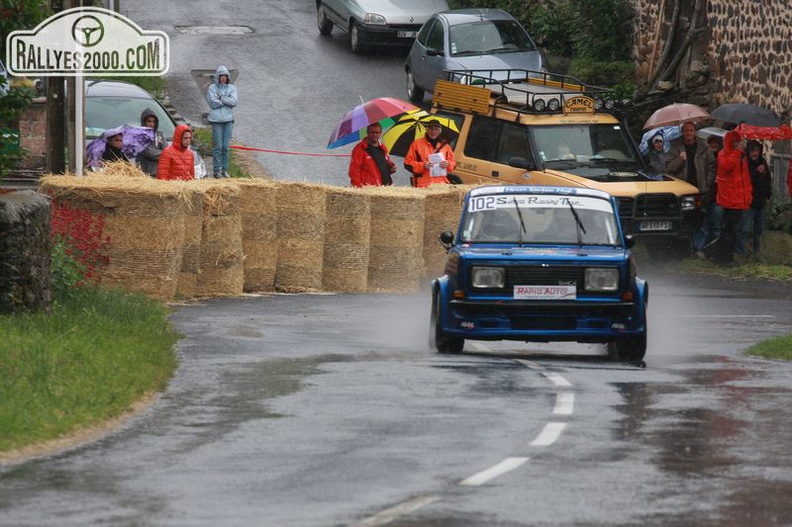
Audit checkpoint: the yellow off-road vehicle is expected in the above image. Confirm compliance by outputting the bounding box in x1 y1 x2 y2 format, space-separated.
432 69 703 241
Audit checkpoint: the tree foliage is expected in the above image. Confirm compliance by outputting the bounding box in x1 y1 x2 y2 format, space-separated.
447 0 634 88
0 0 51 58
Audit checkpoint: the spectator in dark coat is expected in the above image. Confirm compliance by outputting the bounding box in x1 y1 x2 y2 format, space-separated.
739 140 772 255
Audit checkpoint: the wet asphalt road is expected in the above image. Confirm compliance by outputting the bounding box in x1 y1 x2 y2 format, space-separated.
2 2 791 525
1 269 792 526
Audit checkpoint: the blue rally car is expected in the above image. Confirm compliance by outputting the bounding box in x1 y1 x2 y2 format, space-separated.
430 185 648 362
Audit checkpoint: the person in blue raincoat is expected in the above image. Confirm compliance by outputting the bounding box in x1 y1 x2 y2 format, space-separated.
207 65 238 178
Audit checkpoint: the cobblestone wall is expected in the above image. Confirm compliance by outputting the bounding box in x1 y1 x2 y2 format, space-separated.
630 0 792 117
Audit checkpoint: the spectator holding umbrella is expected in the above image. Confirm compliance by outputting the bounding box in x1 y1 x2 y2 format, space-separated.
404 119 456 188
348 123 396 187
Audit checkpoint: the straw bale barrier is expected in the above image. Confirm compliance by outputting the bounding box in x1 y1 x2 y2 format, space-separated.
422 186 471 278
360 186 426 292
323 188 370 292
235 179 279 292
275 182 327 292
193 180 244 297
39 171 190 301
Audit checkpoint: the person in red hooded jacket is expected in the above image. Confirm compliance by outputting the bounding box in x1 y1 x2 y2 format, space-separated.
157 124 195 180
711 130 751 265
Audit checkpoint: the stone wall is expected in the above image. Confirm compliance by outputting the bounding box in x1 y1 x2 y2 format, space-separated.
16 97 47 170
630 0 792 116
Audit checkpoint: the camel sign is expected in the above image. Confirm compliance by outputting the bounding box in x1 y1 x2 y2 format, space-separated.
5 6 169 76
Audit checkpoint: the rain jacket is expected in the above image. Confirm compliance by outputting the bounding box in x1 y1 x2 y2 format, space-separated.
157 124 195 180
207 65 237 123
349 139 395 187
746 140 772 208
716 130 751 210
137 108 166 176
666 136 716 200
404 136 456 188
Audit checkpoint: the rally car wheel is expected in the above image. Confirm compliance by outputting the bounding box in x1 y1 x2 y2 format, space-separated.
430 293 464 354
607 333 647 363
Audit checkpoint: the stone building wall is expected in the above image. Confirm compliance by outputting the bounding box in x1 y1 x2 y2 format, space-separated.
630 0 792 117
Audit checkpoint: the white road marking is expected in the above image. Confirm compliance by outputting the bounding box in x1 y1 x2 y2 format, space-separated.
541 371 572 387
350 495 442 527
458 457 530 487
553 392 575 415
515 358 542 370
530 422 567 447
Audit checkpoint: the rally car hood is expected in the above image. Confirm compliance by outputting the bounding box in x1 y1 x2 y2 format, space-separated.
457 244 629 263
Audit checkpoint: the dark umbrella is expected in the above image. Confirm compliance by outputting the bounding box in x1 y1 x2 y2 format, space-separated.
710 103 782 127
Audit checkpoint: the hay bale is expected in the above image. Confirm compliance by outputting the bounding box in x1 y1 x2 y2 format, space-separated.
423 186 467 278
176 189 204 299
322 188 370 292
236 179 278 293
39 175 188 301
275 182 327 292
360 187 426 292
195 184 244 296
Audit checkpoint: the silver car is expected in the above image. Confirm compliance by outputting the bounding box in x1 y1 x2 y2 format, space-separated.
316 0 449 54
405 9 545 102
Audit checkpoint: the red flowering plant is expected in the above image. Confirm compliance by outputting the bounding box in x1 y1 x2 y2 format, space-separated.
49 200 111 291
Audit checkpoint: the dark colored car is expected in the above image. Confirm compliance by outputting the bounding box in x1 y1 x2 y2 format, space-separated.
430 185 648 363
405 9 545 102
85 79 176 141
317 0 449 53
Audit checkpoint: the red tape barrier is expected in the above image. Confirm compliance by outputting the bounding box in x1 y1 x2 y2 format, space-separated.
231 145 350 157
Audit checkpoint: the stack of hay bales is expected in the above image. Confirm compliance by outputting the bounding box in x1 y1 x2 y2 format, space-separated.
194 180 244 297
362 187 426 292
236 179 279 293
323 187 370 292
275 182 327 292
39 168 188 302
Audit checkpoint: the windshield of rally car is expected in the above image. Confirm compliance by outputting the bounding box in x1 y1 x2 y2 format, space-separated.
461 193 620 245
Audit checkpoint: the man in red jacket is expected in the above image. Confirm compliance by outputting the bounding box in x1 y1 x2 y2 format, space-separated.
157 124 195 181
348 123 396 187
404 120 456 188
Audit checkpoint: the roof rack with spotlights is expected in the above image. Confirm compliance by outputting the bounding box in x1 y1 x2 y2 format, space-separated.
438 68 631 117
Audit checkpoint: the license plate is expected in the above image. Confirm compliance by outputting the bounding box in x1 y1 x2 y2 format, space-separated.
639 220 672 232
514 285 576 300
397 31 417 38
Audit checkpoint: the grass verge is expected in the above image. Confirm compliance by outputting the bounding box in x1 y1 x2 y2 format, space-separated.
0 287 179 453
746 336 792 361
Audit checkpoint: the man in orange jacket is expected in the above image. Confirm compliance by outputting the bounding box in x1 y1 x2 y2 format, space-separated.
349 123 396 187
404 120 456 188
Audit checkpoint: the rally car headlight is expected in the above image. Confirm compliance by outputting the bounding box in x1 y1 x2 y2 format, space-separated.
584 268 619 292
471 267 505 288
681 195 697 212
